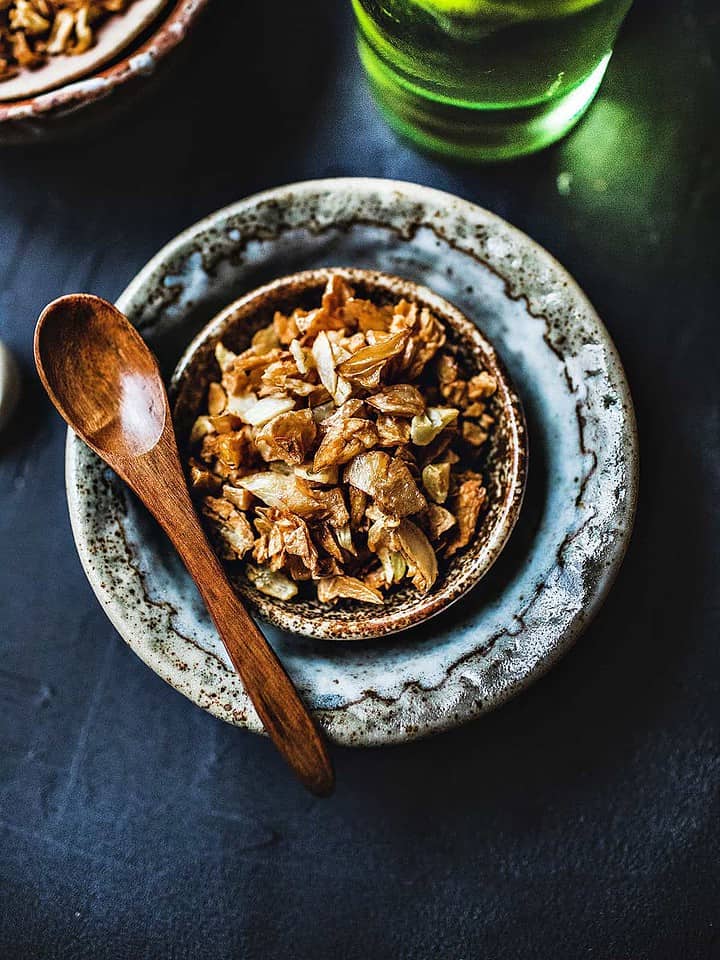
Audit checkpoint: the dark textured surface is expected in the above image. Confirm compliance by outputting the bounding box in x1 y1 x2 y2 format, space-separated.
0 0 718 957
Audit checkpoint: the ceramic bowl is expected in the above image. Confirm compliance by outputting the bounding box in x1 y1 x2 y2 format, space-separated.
66 178 638 746
0 0 169 102
0 0 209 144
171 267 528 640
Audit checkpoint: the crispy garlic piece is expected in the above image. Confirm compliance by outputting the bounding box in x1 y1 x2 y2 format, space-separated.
317 576 384 605
187 276 498 605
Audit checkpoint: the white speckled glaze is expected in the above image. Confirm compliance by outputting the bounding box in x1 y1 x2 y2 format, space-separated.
66 178 638 747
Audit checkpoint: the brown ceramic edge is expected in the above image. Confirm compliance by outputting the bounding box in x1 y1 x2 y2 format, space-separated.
170 266 529 641
0 0 209 122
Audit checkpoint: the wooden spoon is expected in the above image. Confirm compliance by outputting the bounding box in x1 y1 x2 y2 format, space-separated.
34 294 334 797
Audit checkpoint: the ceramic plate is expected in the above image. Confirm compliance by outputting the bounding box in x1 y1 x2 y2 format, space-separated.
66 178 638 747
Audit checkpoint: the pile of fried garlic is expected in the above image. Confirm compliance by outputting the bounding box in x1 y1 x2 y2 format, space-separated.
0 0 132 79
188 276 497 605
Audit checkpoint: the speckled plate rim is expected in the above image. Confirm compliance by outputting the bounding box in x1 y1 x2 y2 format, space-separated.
65 178 639 746
170 266 528 641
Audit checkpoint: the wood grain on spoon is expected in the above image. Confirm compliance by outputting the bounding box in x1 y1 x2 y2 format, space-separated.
34 294 334 797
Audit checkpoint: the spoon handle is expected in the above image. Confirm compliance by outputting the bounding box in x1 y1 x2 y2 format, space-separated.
180 530 334 797
139 451 335 797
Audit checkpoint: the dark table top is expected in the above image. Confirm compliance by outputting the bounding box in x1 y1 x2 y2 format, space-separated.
1 1 718 957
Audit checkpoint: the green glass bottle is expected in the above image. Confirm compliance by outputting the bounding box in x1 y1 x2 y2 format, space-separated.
352 0 634 160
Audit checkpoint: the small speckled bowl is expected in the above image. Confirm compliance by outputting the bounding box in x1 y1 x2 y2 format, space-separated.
171 268 528 641
0 0 209 144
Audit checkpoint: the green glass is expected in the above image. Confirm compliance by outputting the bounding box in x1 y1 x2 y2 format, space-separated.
352 0 633 160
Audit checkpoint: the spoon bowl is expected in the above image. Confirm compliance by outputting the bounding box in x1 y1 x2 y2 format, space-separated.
36 294 167 458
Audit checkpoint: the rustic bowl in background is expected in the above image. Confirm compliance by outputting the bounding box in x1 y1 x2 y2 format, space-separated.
0 0 170 102
171 267 528 641
0 0 209 144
